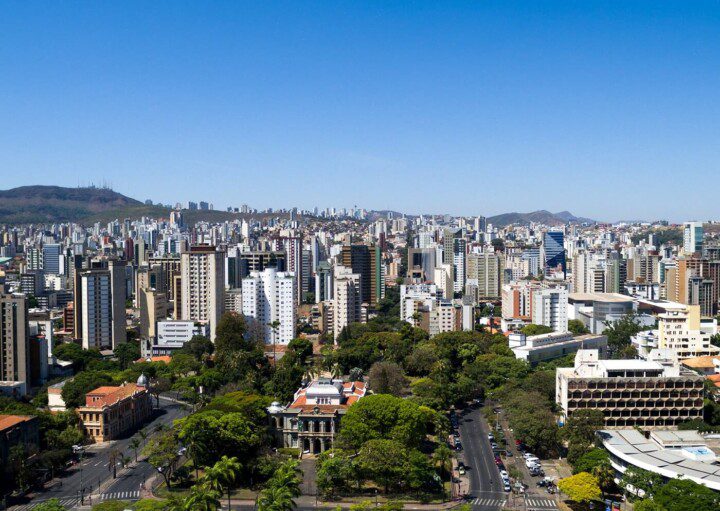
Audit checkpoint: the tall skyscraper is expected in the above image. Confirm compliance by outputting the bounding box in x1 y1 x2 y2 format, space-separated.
542 231 566 278
180 246 225 340
0 294 30 388
242 267 296 345
42 244 62 274
683 221 704 255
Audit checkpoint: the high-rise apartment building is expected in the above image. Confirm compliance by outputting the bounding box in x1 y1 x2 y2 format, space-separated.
74 259 126 350
139 288 168 340
242 267 296 345
467 252 503 300
532 287 568 332
340 244 383 305
41 244 62 275
180 246 225 340
0 294 30 390
333 265 361 340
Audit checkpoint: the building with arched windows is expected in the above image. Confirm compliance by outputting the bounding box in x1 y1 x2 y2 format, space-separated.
267 378 366 454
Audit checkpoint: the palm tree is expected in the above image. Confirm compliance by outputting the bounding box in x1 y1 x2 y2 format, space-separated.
137 428 148 446
203 455 242 510
268 320 281 360
129 437 141 463
257 485 296 511
330 362 343 380
185 484 222 511
432 444 454 499
108 448 121 478
270 460 302 498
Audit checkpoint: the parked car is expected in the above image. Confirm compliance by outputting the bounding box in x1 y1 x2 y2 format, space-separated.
499 470 508 478
488 433 495 441
458 464 466 475
455 442 463 451
503 482 511 492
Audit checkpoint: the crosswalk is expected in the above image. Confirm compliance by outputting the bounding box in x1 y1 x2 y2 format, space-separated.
100 490 141 501
471 497 507 507
10 497 78 511
526 496 558 509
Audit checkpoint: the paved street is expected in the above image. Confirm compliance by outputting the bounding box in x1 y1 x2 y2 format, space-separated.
8 396 189 510
456 405 508 510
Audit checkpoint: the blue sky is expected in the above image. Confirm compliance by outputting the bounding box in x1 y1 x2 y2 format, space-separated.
1 1 719 222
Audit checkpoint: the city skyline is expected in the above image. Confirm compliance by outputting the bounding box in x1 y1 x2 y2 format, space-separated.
2 2 719 220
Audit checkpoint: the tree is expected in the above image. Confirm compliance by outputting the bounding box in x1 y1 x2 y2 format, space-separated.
521 324 554 336
257 459 302 511
184 484 222 511
169 353 201 377
129 437 142 463
653 479 718 511
602 314 644 354
176 411 262 469
143 430 179 489
356 439 408 493
567 319 589 335
215 312 250 352
634 501 667 511
180 335 215 361
621 467 664 498
114 341 140 369
53 343 102 370
149 376 171 407
573 448 609 474
557 472 602 503
564 409 605 464
432 444 453 483
339 394 432 450
203 455 242 511
61 371 113 408
367 361 407 396
32 499 66 511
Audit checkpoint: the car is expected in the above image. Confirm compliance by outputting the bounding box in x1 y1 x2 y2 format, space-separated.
490 442 498 449
455 442 463 451
488 433 495 440
503 482 511 492
499 470 508 478
505 449 513 456
522 452 536 459
525 460 540 469
458 465 466 475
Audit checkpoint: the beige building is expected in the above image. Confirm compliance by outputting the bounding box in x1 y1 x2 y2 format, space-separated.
556 349 704 429
0 294 30 390
180 246 225 340
466 252 503 300
656 305 719 359
77 379 152 443
138 288 168 340
332 265 361 340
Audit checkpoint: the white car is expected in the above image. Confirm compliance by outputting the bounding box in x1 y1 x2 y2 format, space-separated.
525 459 541 469
499 470 509 478
523 452 536 460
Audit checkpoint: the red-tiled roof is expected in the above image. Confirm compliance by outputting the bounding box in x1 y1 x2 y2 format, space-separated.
0 415 34 431
83 384 146 408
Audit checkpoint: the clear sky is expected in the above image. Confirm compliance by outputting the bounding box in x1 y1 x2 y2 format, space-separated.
1 1 719 222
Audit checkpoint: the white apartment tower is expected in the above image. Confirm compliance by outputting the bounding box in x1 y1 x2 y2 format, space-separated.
333 265 361 340
181 246 225 340
532 287 568 333
242 267 296 345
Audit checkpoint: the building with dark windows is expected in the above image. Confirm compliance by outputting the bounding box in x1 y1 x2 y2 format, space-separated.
542 231 566 278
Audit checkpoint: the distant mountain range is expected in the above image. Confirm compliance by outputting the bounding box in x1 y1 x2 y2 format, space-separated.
487 210 596 227
0 185 596 226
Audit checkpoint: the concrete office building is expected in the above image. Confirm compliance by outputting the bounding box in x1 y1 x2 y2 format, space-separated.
242 267 296 345
542 231 566 278
138 288 168 340
467 252 503 300
684 221 704 255
180 246 225 340
509 331 607 364
556 349 704 428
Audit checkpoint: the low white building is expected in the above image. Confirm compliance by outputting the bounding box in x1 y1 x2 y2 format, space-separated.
509 331 607 364
598 429 720 492
141 320 210 357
